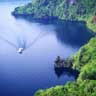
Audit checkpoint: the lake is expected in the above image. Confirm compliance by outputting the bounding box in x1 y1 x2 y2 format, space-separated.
0 1 93 96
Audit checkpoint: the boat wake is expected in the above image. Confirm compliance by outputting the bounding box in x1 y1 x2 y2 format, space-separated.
0 31 49 54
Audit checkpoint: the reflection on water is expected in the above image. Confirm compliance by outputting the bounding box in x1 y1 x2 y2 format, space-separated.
55 21 94 47
54 67 79 79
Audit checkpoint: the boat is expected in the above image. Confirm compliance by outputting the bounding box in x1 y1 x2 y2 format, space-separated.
17 48 24 54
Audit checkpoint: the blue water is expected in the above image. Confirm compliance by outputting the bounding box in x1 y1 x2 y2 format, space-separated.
0 1 93 96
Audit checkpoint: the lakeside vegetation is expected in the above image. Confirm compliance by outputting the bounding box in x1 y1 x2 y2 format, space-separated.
12 0 96 96
72 37 96 81
35 80 96 96
13 0 96 32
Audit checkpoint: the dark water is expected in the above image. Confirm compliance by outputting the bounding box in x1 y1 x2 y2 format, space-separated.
0 1 93 96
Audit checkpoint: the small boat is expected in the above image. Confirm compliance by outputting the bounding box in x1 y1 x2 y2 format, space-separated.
17 48 24 54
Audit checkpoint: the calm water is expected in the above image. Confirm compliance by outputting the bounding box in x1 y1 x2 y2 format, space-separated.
0 1 93 96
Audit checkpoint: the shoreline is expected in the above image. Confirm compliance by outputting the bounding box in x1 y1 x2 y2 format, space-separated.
11 1 96 95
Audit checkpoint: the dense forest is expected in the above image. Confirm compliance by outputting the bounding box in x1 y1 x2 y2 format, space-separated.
12 0 96 96
13 0 96 32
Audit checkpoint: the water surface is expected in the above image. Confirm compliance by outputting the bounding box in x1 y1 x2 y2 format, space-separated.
0 1 93 96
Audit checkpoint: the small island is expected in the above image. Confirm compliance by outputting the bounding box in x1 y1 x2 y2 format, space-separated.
54 56 73 68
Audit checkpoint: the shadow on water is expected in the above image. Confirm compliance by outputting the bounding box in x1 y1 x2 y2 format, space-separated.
13 15 94 48
54 67 79 79
55 21 94 47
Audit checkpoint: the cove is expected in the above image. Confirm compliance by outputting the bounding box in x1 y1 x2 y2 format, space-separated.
0 1 94 96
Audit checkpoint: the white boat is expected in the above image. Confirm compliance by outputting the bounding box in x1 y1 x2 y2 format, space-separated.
17 48 24 54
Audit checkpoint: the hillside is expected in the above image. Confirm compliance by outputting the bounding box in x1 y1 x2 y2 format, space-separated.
35 80 96 96
72 37 96 81
13 0 96 32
